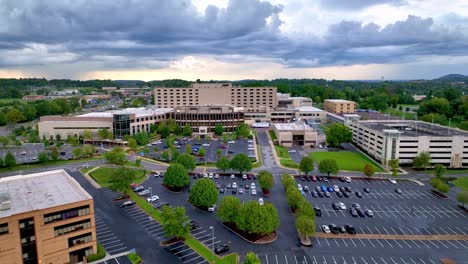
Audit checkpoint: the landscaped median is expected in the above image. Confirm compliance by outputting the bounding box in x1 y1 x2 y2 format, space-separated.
274 145 299 169
127 191 239 264
310 151 384 172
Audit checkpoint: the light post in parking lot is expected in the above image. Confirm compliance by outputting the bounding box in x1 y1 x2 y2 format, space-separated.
209 226 214 263
149 187 152 197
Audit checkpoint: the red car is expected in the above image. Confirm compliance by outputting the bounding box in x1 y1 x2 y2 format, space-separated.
312 175 317 182
220 145 227 149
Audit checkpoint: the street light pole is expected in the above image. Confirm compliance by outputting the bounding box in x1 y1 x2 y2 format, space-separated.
209 226 214 263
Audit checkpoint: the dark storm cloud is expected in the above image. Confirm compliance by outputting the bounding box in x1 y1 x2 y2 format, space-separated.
319 0 407 10
0 0 467 69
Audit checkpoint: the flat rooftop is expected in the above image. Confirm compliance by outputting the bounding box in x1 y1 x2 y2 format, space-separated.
325 99 354 103
296 106 323 112
0 170 92 219
79 107 173 118
274 122 314 131
359 120 468 137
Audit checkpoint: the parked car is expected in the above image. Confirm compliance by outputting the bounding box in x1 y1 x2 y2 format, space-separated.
345 224 356 234
355 191 363 198
287 149 297 153
357 208 366 217
232 182 238 189
352 203 361 209
317 191 324 197
324 191 331 197
120 201 135 208
21 151 26 155
189 221 199 231
343 192 350 198
312 176 318 182
363 187 370 193
153 202 169 209
336 192 343 197
349 208 358 217
320 185 327 192
208 205 216 212
133 185 144 192
338 202 347 210
332 203 340 210
327 187 334 192
329 224 339 234
231 188 237 194
147 195 160 203
311 191 318 197
138 190 150 196
297 184 303 191
333 185 340 192
344 177 352 183
321 225 331 234
303 186 309 192
219 188 225 194
314 207 322 217
238 188 244 194
389 178 397 184
322 177 329 182
365 209 374 217
230 174 236 179
242 174 247 180
258 198 264 205
245 184 250 189
345 187 351 193
209 173 214 179
338 226 346 234
214 244 230 254
395 188 403 194
214 174 220 179
251 189 257 195
305 175 311 181
251 182 256 188
226 183 231 189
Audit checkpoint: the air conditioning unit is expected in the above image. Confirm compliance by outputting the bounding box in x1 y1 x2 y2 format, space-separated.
0 200 11 210
0 192 11 210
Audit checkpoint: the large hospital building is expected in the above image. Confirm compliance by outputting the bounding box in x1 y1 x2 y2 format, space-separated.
38 83 326 140
0 170 96 264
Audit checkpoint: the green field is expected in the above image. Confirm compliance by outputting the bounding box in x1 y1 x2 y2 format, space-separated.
452 177 468 190
310 151 384 172
274 145 298 168
269 130 277 141
90 167 146 187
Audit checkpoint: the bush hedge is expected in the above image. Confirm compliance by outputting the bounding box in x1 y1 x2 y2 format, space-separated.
86 243 105 262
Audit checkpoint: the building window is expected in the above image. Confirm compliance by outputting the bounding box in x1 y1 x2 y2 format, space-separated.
44 205 90 224
54 219 92 237
68 232 93 247
0 223 8 235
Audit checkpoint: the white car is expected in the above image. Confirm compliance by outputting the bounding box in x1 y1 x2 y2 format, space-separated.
202 143 210 147
287 149 297 153
251 189 257 195
208 205 216 212
230 174 236 179
389 178 397 184
209 173 213 179
228 141 236 144
31 157 37 161
242 174 247 180
21 151 27 155
333 185 340 192
345 177 351 183
214 174 220 179
318 145 323 149
138 190 150 196
232 182 238 189
321 225 331 233
251 182 256 188
203 173 208 178
338 202 347 210
258 198 264 205
247 140 253 143
147 195 160 203
297 184 303 192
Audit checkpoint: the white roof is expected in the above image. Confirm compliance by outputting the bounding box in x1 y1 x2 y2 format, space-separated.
79 107 173 118
274 122 314 131
0 170 92 219
325 99 354 103
296 106 323 112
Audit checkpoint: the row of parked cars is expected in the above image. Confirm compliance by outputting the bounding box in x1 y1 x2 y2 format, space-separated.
298 175 352 183
331 202 374 217
218 182 257 195
299 183 371 198
322 224 356 235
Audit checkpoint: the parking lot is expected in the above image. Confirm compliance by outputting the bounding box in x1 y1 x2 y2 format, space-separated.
147 137 254 163
0 143 78 164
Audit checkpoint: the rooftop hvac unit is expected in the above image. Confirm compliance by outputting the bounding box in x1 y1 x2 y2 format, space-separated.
0 200 11 210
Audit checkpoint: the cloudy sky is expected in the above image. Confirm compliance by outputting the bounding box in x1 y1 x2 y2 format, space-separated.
1 0 467 81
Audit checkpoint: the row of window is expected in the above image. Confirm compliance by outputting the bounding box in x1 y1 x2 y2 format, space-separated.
69 233 93 247
44 205 90 224
55 219 92 237
0 223 8 235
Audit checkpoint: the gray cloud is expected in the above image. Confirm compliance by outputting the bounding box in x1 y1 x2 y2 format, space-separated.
0 0 467 72
319 0 407 10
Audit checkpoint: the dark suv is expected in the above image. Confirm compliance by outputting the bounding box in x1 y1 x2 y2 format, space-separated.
329 224 339 234
345 224 356 234
314 207 322 217
214 244 230 254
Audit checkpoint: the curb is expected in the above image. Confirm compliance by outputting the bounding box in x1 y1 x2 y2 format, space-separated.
315 233 468 240
222 223 278 244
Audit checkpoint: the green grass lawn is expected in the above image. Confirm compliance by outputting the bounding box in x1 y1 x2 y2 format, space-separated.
310 151 384 172
269 130 277 141
274 145 290 159
452 177 468 190
89 167 146 187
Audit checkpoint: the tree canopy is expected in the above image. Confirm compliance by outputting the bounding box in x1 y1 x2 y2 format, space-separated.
318 159 339 176
295 215 316 237
236 201 280 235
299 156 314 175
363 164 375 178
189 179 219 208
109 167 134 195
258 170 274 192
413 152 430 170
103 147 126 165
230 153 252 174
160 206 191 239
433 164 446 178
163 163 190 190
243 252 261 264
176 153 196 172
216 157 231 172
214 123 225 136
4 152 16 168
325 123 352 147
217 196 242 224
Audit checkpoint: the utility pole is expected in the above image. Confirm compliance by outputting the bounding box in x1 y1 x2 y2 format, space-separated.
209 226 214 263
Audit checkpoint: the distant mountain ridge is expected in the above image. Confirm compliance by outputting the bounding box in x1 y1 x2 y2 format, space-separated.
434 74 468 82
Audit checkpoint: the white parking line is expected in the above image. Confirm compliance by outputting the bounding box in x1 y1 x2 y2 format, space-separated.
99 236 118 243
108 247 127 254
106 243 125 249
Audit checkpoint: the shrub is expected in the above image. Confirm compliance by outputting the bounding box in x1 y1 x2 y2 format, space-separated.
86 243 105 262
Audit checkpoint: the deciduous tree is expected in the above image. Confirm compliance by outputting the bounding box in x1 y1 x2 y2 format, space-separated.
73 147 83 158
103 147 126 165
258 170 274 193
236 201 280 236
182 124 192 137
318 159 339 177
4 152 16 168
243 252 261 264
217 196 242 223
325 123 352 147
50 147 59 161
98 128 112 140
163 163 190 190
229 153 252 174
299 156 314 175
214 123 225 136
413 152 430 170
456 191 468 207
176 153 196 172
160 206 191 239
216 157 231 172
109 167 134 195
127 138 138 149
363 164 375 178
188 179 219 208
38 151 49 163
295 215 315 237
433 164 446 179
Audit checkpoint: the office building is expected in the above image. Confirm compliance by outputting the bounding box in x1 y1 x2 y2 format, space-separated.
273 121 318 147
324 99 356 114
0 170 96 264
